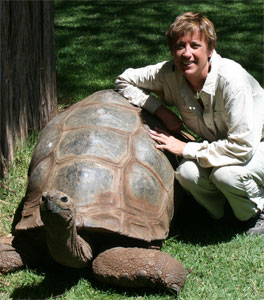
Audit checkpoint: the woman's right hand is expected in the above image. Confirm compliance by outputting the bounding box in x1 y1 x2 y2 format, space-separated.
154 105 183 133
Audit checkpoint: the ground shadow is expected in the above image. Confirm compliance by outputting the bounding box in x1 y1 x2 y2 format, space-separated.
170 183 250 246
10 265 88 299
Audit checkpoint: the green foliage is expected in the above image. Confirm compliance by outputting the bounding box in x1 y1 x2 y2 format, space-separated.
1 1 263 299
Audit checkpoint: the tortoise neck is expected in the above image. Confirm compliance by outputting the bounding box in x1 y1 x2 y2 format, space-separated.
44 216 93 268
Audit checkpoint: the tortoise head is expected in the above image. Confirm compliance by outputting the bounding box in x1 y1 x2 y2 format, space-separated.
40 190 75 226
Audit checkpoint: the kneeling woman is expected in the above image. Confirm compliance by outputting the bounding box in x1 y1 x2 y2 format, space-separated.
116 12 264 234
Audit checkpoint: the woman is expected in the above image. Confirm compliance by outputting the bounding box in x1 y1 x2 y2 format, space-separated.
115 12 264 234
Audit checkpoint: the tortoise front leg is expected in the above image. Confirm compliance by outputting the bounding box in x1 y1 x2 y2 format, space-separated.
92 247 186 293
44 228 93 268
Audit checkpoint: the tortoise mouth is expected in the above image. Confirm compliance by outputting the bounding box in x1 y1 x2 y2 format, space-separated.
41 196 64 213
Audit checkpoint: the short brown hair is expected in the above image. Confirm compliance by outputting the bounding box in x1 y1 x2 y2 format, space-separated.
166 12 217 52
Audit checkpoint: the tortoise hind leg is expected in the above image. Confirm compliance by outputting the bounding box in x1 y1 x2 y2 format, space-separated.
0 235 24 273
92 247 186 293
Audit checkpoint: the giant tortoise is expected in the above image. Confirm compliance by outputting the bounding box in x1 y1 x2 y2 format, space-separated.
0 90 186 293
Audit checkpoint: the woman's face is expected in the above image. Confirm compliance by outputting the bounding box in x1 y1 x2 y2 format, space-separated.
171 30 213 86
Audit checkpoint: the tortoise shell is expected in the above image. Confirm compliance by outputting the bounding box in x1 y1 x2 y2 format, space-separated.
15 90 175 242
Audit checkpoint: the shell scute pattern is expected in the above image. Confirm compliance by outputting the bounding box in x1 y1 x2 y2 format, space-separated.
16 90 175 242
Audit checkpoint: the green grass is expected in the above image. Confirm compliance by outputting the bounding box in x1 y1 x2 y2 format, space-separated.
0 133 39 235
1 0 264 299
55 0 263 108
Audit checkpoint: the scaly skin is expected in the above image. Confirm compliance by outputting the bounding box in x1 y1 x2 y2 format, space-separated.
0 235 24 273
92 247 186 293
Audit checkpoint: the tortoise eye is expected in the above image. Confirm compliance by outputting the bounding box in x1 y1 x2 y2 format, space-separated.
60 196 68 203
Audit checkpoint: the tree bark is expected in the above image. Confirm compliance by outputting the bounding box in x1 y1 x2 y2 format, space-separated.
0 0 57 177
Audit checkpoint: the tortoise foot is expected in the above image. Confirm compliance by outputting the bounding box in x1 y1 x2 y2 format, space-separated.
92 247 186 293
0 235 24 273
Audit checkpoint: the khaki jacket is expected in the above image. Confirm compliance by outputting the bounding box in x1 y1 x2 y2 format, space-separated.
115 51 264 168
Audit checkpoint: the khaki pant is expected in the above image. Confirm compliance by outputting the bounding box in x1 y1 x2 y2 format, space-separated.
175 142 264 221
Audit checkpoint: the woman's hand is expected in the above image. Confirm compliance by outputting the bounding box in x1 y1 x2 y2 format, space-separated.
154 105 183 133
149 128 186 156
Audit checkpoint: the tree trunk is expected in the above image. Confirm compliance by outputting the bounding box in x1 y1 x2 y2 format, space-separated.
0 0 57 177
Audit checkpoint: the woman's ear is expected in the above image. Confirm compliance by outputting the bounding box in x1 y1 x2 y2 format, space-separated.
208 49 214 58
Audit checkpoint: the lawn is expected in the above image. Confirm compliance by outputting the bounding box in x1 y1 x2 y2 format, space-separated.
0 1 264 299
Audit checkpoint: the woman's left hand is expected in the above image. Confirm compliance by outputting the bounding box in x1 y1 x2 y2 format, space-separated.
149 128 187 156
